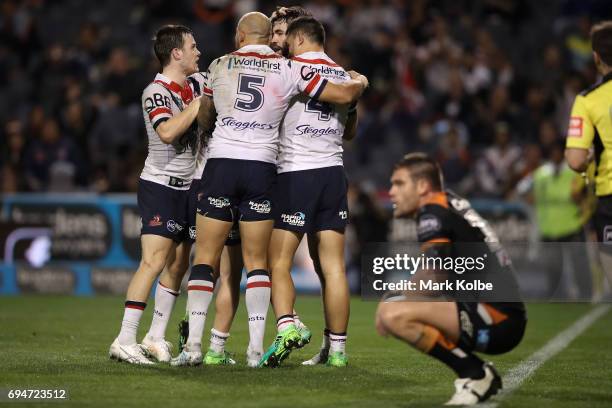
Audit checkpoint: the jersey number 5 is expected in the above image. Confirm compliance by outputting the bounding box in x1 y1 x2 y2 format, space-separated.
305 98 332 121
235 74 265 112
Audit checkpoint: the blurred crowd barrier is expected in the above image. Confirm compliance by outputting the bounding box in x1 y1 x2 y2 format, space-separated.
3 193 602 300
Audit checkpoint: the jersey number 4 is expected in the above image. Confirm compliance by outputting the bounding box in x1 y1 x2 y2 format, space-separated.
305 98 332 121
235 74 265 112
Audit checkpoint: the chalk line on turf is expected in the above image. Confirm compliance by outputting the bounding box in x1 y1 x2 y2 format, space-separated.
481 304 611 408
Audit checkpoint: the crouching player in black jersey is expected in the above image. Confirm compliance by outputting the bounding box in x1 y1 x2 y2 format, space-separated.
375 153 527 405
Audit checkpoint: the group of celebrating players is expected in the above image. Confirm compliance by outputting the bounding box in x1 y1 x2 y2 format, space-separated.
109 6 364 371
107 5 533 405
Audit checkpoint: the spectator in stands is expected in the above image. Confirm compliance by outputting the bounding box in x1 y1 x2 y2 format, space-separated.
436 124 471 192
61 101 95 164
2 118 26 170
473 122 522 198
100 47 143 107
23 118 85 192
0 1 607 195
0 164 19 193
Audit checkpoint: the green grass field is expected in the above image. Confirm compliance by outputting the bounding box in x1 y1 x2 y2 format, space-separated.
0 296 610 407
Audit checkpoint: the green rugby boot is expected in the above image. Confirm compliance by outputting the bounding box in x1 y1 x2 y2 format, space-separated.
258 325 301 368
326 351 348 367
204 350 236 365
296 323 312 348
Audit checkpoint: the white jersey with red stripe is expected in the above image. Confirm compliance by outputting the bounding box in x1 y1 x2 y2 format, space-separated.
203 44 328 164
278 51 350 173
140 72 205 189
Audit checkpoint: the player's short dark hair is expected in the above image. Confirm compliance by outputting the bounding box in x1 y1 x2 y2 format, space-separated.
270 5 311 27
591 21 612 66
394 153 444 191
286 16 325 46
153 25 194 68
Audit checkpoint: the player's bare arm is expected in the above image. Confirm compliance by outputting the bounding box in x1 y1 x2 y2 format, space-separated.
315 72 368 105
565 147 592 172
156 95 202 144
196 95 216 132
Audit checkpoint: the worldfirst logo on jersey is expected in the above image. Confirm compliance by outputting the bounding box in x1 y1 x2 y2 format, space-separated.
228 57 281 71
308 65 347 78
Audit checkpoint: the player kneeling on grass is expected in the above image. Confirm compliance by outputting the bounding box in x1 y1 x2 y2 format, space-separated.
375 153 527 405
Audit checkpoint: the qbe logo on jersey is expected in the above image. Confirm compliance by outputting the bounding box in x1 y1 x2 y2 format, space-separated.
281 212 306 227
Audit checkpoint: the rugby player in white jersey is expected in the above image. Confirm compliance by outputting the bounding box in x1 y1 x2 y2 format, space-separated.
138 71 208 363
270 6 311 55
260 16 357 368
108 25 203 364
267 4 316 350
172 11 368 366
172 137 273 368
141 72 244 365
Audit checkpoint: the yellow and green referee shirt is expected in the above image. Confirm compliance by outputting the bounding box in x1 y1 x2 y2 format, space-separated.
566 72 612 196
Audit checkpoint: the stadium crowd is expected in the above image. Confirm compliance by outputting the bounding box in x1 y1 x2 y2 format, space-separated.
1 0 610 196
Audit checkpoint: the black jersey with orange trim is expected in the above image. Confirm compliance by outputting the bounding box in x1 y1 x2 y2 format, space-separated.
415 190 525 313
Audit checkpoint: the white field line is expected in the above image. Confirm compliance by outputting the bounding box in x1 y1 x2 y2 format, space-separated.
481 304 611 408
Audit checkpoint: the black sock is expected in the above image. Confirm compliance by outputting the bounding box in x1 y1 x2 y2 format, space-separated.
428 341 485 379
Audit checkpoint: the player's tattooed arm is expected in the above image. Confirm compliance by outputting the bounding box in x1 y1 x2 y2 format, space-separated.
197 95 216 133
156 96 202 144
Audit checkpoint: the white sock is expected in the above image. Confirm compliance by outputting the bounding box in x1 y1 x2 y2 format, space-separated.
322 328 331 350
186 264 215 348
277 315 295 332
117 301 146 345
209 328 230 354
148 282 179 340
329 331 347 354
293 312 305 329
245 270 271 353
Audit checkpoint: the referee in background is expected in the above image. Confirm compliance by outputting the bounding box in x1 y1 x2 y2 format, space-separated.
565 20 612 292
